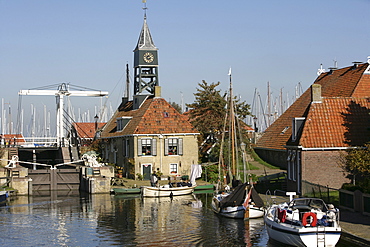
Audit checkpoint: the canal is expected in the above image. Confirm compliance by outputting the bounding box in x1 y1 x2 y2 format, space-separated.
0 192 357 246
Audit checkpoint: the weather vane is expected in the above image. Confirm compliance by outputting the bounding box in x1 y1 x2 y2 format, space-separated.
142 0 147 15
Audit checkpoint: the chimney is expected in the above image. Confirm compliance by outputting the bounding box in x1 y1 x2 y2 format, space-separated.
311 84 322 103
352 61 362 69
154 86 161 98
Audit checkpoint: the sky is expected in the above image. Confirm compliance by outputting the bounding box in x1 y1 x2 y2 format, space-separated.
1 0 370 136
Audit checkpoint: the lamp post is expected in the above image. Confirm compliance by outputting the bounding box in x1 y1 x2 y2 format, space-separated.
240 142 247 183
94 114 99 131
253 117 258 144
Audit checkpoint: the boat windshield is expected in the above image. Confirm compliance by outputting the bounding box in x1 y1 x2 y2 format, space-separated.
289 198 328 211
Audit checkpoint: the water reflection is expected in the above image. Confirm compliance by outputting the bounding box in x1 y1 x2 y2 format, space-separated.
0 192 354 246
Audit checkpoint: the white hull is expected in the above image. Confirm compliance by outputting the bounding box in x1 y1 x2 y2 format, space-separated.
211 202 264 219
264 198 341 247
211 192 264 219
265 216 341 247
141 186 195 197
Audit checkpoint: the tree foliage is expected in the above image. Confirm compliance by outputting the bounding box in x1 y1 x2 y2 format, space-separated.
170 101 182 114
186 80 227 137
340 142 370 192
186 80 252 162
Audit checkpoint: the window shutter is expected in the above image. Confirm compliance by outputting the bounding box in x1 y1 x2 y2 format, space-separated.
137 139 142 156
178 138 183 155
152 138 157 156
164 139 169 156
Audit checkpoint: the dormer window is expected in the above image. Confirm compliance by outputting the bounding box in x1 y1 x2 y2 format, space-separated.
117 117 132 131
292 117 305 142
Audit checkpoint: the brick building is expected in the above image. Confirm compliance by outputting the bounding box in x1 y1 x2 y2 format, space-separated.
255 58 370 193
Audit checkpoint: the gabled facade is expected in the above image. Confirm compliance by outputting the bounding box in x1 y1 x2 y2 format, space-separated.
255 59 370 193
99 92 199 180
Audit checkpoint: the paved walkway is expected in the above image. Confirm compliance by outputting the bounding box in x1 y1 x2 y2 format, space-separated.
340 210 370 245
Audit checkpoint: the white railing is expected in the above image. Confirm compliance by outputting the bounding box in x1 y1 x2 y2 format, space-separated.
1 137 59 147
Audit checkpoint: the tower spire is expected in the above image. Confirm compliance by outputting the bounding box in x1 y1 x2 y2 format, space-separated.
133 1 159 96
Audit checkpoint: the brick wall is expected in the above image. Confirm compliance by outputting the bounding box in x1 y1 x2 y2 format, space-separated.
301 150 349 189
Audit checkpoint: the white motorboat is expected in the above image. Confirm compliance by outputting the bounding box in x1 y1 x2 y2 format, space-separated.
211 183 264 219
141 184 196 197
264 197 341 247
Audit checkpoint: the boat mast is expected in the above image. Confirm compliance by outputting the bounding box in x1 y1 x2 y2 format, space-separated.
228 68 236 177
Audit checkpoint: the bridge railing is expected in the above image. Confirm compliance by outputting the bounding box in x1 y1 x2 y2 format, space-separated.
1 137 59 147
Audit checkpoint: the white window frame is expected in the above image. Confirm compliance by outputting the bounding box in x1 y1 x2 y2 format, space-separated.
292 117 305 142
138 138 157 156
170 163 178 174
164 138 183 156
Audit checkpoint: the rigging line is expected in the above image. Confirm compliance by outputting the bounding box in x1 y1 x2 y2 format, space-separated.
62 108 91 138
257 92 268 131
219 104 228 186
107 71 125 111
28 83 63 90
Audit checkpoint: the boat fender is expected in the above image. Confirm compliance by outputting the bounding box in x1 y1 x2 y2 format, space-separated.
213 198 221 213
277 208 286 223
302 212 317 227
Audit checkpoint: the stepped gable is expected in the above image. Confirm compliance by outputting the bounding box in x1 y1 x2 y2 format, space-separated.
300 97 370 148
256 62 369 151
101 96 198 138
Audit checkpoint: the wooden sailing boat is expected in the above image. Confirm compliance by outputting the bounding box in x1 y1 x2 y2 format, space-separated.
211 69 264 219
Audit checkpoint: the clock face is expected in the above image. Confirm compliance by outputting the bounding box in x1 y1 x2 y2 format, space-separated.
143 52 154 63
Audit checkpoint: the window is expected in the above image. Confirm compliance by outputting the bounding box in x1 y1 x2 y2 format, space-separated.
292 117 305 141
138 138 157 156
123 139 130 157
170 163 178 174
117 117 132 131
164 138 183 156
287 149 299 182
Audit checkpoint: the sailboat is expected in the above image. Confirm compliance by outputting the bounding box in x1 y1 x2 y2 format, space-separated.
211 69 264 219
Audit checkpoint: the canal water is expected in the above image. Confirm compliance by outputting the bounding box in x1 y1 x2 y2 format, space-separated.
0 191 354 246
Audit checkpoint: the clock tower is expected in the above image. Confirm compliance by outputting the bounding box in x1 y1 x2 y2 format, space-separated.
133 14 159 95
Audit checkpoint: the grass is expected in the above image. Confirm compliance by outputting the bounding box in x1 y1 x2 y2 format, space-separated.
250 149 280 169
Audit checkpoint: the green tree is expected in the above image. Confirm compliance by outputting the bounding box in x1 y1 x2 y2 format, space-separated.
170 101 182 114
186 81 227 139
186 80 251 162
340 142 370 192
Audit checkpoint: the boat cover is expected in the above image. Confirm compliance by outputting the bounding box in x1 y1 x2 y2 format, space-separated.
219 183 247 208
251 187 264 208
219 183 264 209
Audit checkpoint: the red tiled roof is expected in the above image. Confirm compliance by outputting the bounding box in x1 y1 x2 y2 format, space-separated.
73 122 106 139
100 96 199 138
1 134 25 144
301 98 370 148
256 62 370 150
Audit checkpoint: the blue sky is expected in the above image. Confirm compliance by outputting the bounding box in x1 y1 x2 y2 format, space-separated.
1 0 370 135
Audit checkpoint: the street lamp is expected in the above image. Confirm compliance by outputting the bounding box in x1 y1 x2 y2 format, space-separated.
253 117 258 132
240 142 247 183
253 117 258 144
94 114 99 131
